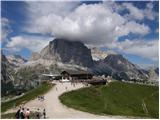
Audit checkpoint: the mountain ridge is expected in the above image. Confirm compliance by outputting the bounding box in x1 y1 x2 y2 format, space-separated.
30 38 94 68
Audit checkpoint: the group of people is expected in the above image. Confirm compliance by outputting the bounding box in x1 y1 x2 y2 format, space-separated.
37 95 45 101
15 106 46 119
15 107 30 119
36 108 46 119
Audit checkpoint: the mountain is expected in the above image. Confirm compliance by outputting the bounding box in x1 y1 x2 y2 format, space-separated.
30 38 94 68
1 53 14 97
90 47 108 61
155 68 159 75
90 47 117 61
93 54 148 81
147 68 159 84
23 38 149 81
6 55 27 68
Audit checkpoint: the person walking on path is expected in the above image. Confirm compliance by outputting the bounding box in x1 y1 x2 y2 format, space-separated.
15 106 21 119
25 108 30 119
65 86 68 90
56 87 58 91
20 108 25 119
36 108 41 119
43 108 46 119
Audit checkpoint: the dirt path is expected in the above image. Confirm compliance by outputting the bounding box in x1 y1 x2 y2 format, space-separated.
5 82 137 119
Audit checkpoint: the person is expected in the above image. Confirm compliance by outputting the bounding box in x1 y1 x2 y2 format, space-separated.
20 108 25 119
38 96 40 101
41 96 45 101
65 86 67 90
43 109 46 119
43 95 45 101
25 108 30 119
15 106 21 119
36 108 40 119
56 87 58 91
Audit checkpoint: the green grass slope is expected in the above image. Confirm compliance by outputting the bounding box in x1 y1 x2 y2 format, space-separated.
59 81 159 118
1 82 53 113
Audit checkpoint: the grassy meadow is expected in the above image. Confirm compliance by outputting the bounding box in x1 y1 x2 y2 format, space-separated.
1 82 53 113
59 81 159 118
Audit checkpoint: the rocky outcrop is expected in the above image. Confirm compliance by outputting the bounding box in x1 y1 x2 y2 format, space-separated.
93 54 148 81
90 47 108 61
30 38 94 68
155 68 159 75
1 53 14 96
90 47 117 61
147 68 159 82
7 55 27 68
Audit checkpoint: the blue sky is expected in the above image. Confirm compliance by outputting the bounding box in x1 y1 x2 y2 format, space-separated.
1 1 159 69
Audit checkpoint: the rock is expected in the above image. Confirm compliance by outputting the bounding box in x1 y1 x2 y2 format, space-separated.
29 52 41 61
6 55 27 68
147 68 159 83
94 54 148 81
90 47 108 61
90 47 117 61
29 38 94 68
1 53 14 96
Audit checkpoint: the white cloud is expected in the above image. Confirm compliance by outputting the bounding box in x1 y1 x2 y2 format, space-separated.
5 1 158 63
26 1 80 21
115 39 159 62
144 2 158 20
123 3 144 20
24 2 150 47
1 18 12 41
6 35 53 52
115 21 150 36
122 2 158 21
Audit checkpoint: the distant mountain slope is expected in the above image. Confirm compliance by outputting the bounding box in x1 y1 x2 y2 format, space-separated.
90 47 108 61
23 38 149 81
155 68 159 75
147 68 159 83
7 55 27 68
90 47 117 61
1 53 14 97
93 54 148 81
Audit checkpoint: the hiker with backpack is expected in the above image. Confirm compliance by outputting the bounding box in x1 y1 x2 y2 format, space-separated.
43 108 46 119
20 108 25 119
15 106 21 119
36 108 41 119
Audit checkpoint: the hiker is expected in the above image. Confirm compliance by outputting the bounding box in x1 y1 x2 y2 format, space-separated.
65 86 68 90
56 87 58 91
43 109 46 119
15 106 21 119
42 96 45 101
38 96 40 101
20 108 25 119
25 108 30 119
36 108 40 119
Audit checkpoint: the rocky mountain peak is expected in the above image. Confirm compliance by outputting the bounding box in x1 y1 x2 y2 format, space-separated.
30 38 94 67
90 47 108 61
103 54 135 71
94 54 148 81
6 54 27 67
1 53 14 96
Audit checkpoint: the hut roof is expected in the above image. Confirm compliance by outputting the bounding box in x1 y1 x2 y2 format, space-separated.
61 70 92 75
